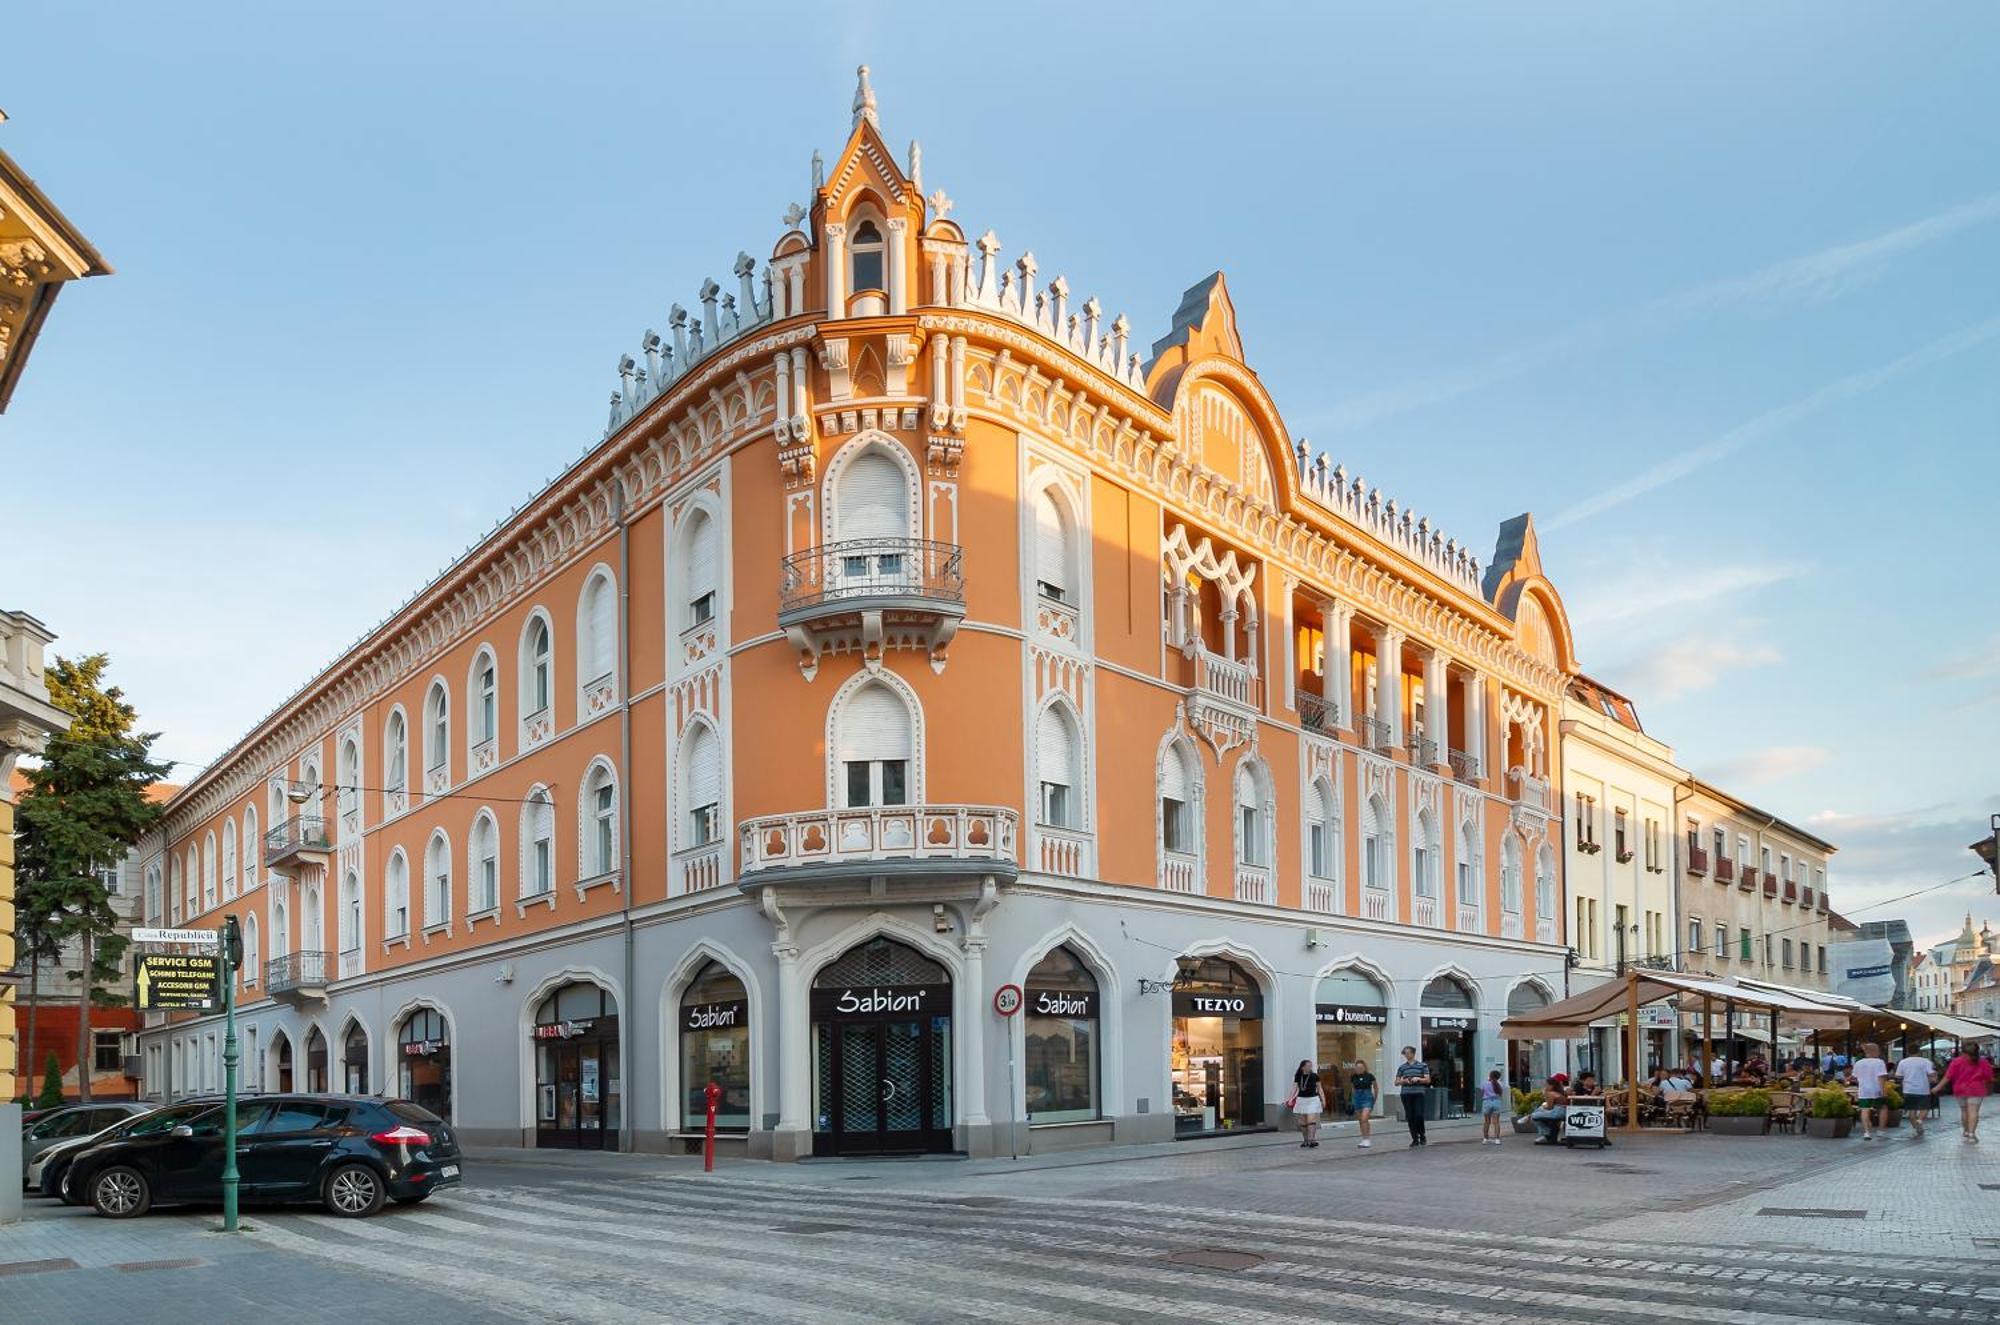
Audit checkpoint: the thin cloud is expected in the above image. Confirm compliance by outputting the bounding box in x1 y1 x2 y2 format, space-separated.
1566 558 1809 629
1704 745 1831 787
1319 194 2000 432
1920 634 2000 683
1611 637 1782 699
1545 313 2000 530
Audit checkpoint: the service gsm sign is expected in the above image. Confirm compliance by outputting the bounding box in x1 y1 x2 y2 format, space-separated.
134 952 221 1012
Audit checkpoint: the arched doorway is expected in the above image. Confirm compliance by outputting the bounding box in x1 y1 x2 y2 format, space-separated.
305 1026 329 1092
1506 982 1551 1088
680 960 750 1134
398 1007 452 1117
532 982 620 1149
1314 966 1390 1118
1420 975 1479 1119
342 1021 370 1094
811 937 952 1156
274 1032 294 1092
1023 945 1099 1124
1170 955 1266 1136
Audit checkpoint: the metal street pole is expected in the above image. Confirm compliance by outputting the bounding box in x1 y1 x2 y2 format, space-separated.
220 917 241 1233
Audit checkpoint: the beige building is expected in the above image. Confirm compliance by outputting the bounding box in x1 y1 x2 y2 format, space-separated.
1558 676 1682 1078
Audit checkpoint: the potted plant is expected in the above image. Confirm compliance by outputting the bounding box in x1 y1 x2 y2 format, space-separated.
1880 1080 1904 1128
1707 1088 1771 1135
1510 1086 1539 1134
1804 1086 1855 1139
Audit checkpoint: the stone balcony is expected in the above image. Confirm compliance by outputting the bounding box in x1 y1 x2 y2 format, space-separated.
737 803 1017 892
263 815 331 875
1506 768 1550 812
778 538 965 676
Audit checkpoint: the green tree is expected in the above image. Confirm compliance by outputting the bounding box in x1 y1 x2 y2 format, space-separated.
16 655 168 1103
37 1050 63 1109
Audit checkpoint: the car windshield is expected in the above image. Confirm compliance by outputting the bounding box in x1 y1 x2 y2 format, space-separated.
121 1104 214 1137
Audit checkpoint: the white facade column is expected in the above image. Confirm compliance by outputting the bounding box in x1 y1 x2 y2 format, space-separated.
773 941 810 1154
822 222 847 317
959 937 990 1136
1375 626 1404 747
1425 648 1451 768
887 218 909 315
1323 602 1351 729
1219 607 1238 663
1466 670 1487 779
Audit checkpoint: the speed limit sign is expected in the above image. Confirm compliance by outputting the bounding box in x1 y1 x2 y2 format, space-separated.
993 983 1024 1017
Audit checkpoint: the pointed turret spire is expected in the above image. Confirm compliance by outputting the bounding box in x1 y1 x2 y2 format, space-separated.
852 64 879 131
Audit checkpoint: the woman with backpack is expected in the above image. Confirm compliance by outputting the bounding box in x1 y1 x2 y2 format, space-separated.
1290 1059 1323 1148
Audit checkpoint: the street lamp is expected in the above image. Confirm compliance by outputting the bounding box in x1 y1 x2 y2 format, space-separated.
219 914 242 1233
1971 814 2000 894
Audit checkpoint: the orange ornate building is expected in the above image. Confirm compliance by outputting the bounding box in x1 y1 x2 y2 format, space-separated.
138 71 1579 1158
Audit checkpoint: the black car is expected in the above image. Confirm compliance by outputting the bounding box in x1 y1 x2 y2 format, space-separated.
66 1094 461 1219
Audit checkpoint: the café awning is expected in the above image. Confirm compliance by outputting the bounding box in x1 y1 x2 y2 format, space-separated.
1498 969 1852 1040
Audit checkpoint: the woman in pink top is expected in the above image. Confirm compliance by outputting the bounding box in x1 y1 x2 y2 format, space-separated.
1942 1045 1995 1144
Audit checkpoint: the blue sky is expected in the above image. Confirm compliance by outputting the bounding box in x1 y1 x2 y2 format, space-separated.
7 4 1996 946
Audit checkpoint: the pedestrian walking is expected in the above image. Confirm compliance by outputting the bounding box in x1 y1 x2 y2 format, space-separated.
1942 1044 1994 1144
1896 1051 1938 1139
1851 1043 1890 1140
1395 1046 1431 1147
1479 1069 1505 1145
1290 1059 1323 1148
1349 1058 1377 1148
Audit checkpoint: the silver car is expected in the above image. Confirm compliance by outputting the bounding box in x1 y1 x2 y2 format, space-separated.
21 1103 152 1193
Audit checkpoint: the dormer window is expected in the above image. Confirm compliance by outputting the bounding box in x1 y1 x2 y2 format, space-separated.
850 220 885 294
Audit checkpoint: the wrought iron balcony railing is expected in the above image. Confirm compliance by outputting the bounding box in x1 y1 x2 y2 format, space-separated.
1358 716 1394 752
1448 749 1481 784
266 950 329 997
1297 691 1337 733
778 538 966 615
1411 734 1441 767
263 815 330 866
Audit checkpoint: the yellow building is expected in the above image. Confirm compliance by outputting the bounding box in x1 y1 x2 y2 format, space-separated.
2 115 109 1197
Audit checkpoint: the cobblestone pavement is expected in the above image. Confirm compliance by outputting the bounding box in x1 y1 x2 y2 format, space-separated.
7 1116 1998 1323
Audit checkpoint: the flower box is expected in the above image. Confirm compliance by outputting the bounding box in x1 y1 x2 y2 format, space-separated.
1708 1115 1767 1136
1804 1117 1853 1139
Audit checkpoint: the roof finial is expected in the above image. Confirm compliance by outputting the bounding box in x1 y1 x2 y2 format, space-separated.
852 64 879 131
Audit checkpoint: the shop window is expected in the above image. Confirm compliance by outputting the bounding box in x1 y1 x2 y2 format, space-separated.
1314 968 1389 1118
398 1008 452 1118
1419 976 1478 1119
1024 946 1099 1124
681 960 749 1132
533 982 622 1149
343 1023 369 1094
1504 982 1551 1088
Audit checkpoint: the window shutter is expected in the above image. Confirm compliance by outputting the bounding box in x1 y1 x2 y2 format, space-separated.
839 684 911 763
687 728 721 807
1036 706 1075 787
1034 492 1069 595
585 577 616 679
532 794 554 848
688 514 719 603
838 451 907 541
1160 745 1189 801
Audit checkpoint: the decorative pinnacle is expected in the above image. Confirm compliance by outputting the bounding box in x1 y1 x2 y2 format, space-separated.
927 188 953 220
781 201 807 229
852 64 879 131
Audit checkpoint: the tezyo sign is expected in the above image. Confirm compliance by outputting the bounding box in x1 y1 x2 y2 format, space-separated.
1172 991 1264 1018
811 985 952 1019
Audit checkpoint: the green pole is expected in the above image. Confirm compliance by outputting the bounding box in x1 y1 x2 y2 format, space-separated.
220 919 240 1233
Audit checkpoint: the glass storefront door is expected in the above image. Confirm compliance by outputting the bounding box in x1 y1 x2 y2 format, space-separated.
1170 956 1266 1136
1315 969 1391 1118
681 961 750 1132
532 982 622 1150
811 937 953 1156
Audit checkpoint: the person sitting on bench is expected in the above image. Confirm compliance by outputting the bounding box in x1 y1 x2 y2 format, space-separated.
1529 1078 1570 1144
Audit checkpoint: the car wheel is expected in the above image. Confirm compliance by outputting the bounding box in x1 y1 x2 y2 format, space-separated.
323 1163 386 1218
392 1191 431 1206
91 1166 152 1219
40 1163 69 1199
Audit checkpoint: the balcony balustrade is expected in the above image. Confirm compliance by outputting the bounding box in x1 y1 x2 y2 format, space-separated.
1817 893 1828 913
1686 845 1710 876
1357 716 1394 753
1783 879 1798 904
1535 915 1556 944
1305 879 1339 913
1411 734 1441 768
1297 691 1337 733
1457 904 1482 934
1500 911 1523 940
1412 893 1439 929
266 950 329 1002
1034 823 1093 879
1715 857 1736 883
1233 864 1272 905
1738 864 1757 892
737 803 1017 881
1801 885 1814 908
674 840 726 894
778 539 966 675
1191 648 1261 711
1448 749 1480 784
1762 871 1779 897
263 816 331 873
1160 851 1201 894
1507 768 1550 811
337 947 364 980
1363 887 1391 922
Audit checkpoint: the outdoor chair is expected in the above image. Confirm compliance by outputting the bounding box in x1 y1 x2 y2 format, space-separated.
1766 1090 1802 1134
1663 1089 1700 1131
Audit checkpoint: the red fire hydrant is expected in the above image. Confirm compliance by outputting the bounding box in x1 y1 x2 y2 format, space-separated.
703 1080 721 1173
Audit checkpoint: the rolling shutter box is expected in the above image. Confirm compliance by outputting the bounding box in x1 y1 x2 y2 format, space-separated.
686 728 721 808
1034 492 1069 596
687 513 719 603
585 577 616 678
839 684 911 763
1037 707 1075 786
838 451 908 541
